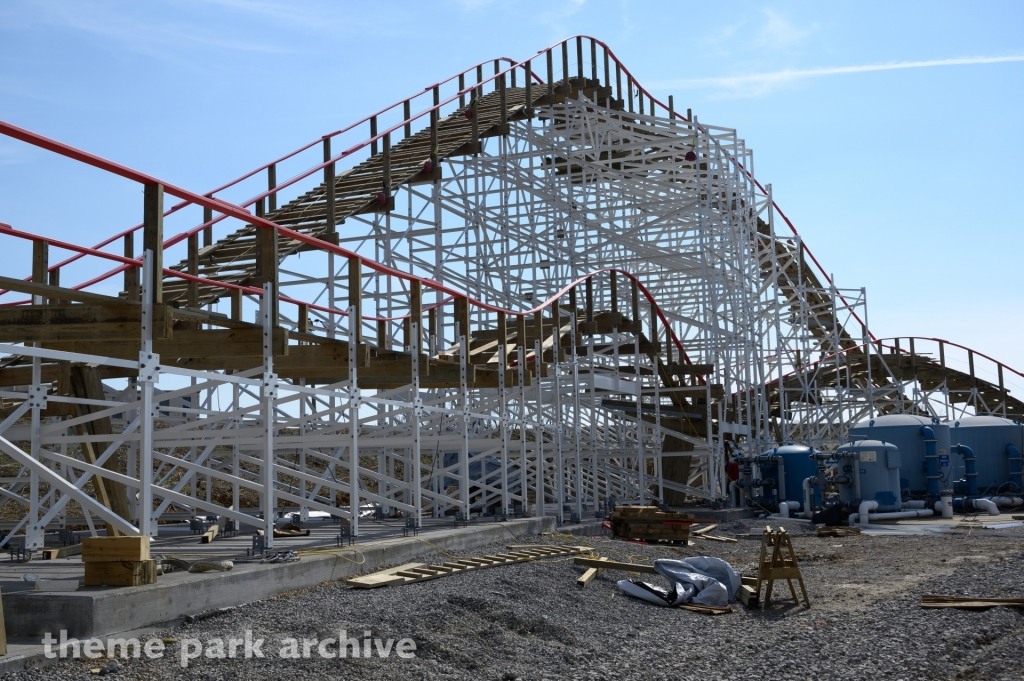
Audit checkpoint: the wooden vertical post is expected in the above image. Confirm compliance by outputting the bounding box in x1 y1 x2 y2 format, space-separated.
430 87 440 175
650 301 658 348
382 132 391 199
255 222 278 324
323 138 336 236
534 309 544 360
230 288 243 321
552 297 561 362
590 38 598 84
561 41 569 90
517 314 527 357
455 297 470 347
497 310 507 366
47 267 60 305
630 279 639 327
298 303 309 334
202 206 213 248
576 36 583 81
370 116 378 156
585 277 594 323
403 99 411 139
348 257 362 344
124 232 139 301
610 271 618 314
187 232 199 309
32 240 47 288
615 63 622 107
525 60 532 108
143 183 164 305
408 280 422 351
499 70 507 126
255 197 265 219
665 317 673 366
546 50 554 101
377 319 387 350
459 73 466 108
669 95 675 120
471 97 479 151
267 164 277 212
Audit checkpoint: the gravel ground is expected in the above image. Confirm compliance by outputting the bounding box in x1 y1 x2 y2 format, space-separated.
8 518 1024 681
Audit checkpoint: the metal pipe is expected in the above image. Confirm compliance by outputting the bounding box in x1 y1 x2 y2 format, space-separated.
1006 444 1023 492
952 444 978 497
921 426 941 501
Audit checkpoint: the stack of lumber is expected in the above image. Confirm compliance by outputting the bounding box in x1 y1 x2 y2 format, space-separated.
82 536 157 587
608 506 693 544
921 594 1024 610
815 526 862 538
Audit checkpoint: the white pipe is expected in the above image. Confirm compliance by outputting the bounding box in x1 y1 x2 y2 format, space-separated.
935 493 954 519
986 496 1023 507
802 477 814 519
973 498 1000 516
904 499 927 509
851 508 934 526
728 480 741 508
778 501 801 518
857 500 878 527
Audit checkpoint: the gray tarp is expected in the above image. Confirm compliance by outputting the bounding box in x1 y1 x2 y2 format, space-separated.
616 556 741 607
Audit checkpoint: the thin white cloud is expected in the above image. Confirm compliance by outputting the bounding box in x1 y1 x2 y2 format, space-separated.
651 55 1024 97
756 10 815 49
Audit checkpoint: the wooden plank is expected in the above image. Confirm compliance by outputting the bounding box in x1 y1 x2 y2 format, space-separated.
0 275 134 307
46 328 288 360
738 584 759 607
83 559 157 587
0 588 6 655
81 536 150 562
0 304 172 342
200 507 233 544
692 534 737 543
572 557 657 574
41 543 83 560
691 523 718 536
576 556 609 588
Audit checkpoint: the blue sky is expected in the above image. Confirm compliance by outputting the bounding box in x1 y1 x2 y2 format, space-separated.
1 0 1022 375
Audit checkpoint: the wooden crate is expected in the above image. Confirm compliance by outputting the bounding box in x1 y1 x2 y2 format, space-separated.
609 506 693 542
81 536 150 562
83 559 157 587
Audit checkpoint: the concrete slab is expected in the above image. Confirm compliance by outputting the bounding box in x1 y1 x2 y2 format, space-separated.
0 516 556 650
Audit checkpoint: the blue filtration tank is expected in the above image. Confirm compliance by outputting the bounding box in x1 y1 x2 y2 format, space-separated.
834 440 902 511
949 416 1024 494
757 445 820 506
847 414 955 496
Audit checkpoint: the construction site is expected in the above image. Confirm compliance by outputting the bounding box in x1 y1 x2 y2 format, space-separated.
0 35 1021 680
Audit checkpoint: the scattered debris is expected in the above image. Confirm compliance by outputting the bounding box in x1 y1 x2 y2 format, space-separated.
921 594 1024 610
615 556 741 608
815 526 862 537
347 545 586 588
188 560 234 573
608 506 693 544
259 551 299 564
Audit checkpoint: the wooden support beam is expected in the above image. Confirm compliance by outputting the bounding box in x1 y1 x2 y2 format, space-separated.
497 310 507 367
70 366 132 537
407 280 421 351
0 275 131 307
297 303 309 335
0 304 172 343
124 232 139 301
143 183 163 304
323 138 336 235
45 328 288 360
267 163 277 212
573 556 656 574
348 257 361 344
32 240 48 288
254 223 278 322
187 232 199 310
610 271 618 314
377 319 387 350
230 287 243 321
202 206 213 248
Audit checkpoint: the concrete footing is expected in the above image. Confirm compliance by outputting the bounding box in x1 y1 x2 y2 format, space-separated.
0 516 555 672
